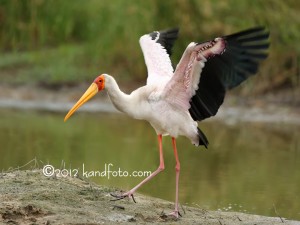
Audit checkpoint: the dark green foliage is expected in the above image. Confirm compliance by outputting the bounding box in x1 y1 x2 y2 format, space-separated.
0 0 299 92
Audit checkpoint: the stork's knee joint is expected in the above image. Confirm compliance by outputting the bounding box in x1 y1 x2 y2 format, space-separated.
158 164 165 171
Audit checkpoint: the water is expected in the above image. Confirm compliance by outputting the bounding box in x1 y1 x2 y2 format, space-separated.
0 109 299 220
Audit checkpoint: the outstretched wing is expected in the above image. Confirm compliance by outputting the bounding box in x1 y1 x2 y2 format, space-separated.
190 27 269 121
162 27 269 119
139 28 179 85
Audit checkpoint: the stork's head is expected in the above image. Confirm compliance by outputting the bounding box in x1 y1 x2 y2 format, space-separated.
64 74 106 122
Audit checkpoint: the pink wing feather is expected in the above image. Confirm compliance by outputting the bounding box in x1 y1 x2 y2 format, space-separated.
163 38 226 110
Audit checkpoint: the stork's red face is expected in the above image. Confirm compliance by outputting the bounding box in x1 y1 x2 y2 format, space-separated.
94 75 105 91
64 74 105 122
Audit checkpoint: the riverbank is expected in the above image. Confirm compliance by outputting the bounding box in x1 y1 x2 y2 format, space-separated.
1 83 300 224
1 169 299 225
0 83 299 125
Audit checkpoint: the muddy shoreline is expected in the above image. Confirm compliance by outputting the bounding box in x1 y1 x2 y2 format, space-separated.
1 170 299 225
0 84 300 125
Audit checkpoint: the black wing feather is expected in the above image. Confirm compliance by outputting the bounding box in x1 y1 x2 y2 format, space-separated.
149 28 179 56
189 27 269 121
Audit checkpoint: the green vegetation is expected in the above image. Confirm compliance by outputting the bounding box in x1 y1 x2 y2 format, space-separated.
0 0 299 93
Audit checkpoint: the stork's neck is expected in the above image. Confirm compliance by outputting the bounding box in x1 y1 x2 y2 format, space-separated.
104 75 132 114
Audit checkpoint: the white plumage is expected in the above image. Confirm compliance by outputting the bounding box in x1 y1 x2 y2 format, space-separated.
139 33 173 85
64 27 269 218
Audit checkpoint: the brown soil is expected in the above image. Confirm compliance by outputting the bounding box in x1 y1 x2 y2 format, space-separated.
1 170 299 225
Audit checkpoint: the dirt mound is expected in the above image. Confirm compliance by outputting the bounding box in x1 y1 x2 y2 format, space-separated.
0 170 298 225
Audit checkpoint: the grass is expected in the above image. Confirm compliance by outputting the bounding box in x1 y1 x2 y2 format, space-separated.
0 45 89 84
0 0 299 93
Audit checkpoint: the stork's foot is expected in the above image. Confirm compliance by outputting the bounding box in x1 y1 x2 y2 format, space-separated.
168 210 182 219
160 210 182 220
110 192 137 203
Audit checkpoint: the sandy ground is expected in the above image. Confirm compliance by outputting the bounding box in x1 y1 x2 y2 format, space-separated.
0 170 299 225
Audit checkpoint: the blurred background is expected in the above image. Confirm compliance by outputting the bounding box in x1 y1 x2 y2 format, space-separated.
0 0 299 221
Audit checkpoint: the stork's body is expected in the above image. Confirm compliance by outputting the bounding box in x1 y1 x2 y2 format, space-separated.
105 78 199 144
64 27 269 218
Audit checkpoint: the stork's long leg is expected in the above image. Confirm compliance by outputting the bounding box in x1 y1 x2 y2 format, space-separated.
111 134 165 201
169 137 181 218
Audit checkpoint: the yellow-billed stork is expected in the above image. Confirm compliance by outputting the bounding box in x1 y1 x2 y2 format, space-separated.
64 27 269 218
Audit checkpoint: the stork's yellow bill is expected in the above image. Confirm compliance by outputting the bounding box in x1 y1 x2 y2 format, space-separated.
64 75 105 122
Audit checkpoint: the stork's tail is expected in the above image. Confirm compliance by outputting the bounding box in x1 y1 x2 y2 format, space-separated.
198 127 209 148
